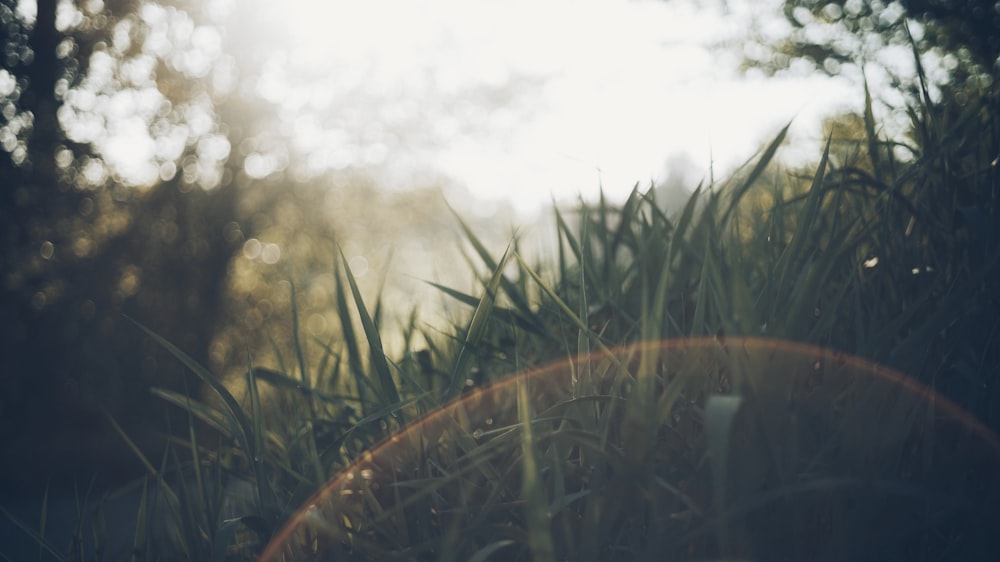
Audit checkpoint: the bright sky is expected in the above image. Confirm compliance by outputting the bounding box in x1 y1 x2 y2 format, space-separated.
30 0 865 214
244 0 862 214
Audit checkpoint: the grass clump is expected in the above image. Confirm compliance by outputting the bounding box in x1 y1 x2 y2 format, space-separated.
7 72 999 561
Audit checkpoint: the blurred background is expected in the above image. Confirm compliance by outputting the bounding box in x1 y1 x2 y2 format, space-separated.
2 0 994 533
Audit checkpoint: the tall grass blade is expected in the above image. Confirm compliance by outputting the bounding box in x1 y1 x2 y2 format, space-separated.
333 257 369 411
468 540 516 562
150 388 235 441
446 244 512 398
339 247 402 416
553 205 600 301
719 123 790 226
514 253 621 368
862 75 883 180
289 282 310 387
518 373 555 562
0 504 65 561
705 394 743 556
424 280 546 336
131 479 149 562
770 137 832 331
449 204 535 320
243 357 279 518
127 319 257 467
104 411 164 482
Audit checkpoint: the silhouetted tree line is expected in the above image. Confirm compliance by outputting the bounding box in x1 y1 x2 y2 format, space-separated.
0 0 489 498
1 0 244 494
747 0 999 90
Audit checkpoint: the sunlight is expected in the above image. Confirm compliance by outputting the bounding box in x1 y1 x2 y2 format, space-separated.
238 0 856 213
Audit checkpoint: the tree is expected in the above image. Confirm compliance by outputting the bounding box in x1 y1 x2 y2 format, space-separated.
743 0 998 96
0 0 248 492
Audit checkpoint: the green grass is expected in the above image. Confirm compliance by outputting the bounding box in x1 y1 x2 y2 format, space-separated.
6 66 1000 561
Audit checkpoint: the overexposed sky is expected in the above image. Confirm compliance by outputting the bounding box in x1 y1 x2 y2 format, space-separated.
249 0 860 214
32 0 865 214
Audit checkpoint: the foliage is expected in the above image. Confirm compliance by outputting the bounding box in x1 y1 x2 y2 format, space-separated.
0 0 258 492
3 1 999 558
5 66 996 560
744 0 999 91
0 0 520 500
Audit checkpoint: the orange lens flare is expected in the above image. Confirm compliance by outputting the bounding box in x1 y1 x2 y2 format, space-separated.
259 338 1000 561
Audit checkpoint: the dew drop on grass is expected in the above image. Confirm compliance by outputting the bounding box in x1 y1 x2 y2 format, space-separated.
39 240 54 259
472 428 484 439
305 504 324 524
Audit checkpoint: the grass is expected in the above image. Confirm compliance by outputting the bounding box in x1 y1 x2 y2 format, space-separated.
5 65 1000 561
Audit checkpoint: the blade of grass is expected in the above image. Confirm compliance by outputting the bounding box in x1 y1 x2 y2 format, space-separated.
339 246 402 419
424 280 548 336
130 478 149 562
150 388 235 441
0 504 66 561
514 252 623 368
468 540 516 562
862 75 883 180
769 136 833 329
705 394 743 557
334 256 370 413
126 319 281 529
448 203 537 321
719 123 790 227
446 244 513 398
518 372 555 562
127 319 257 468
554 204 602 302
